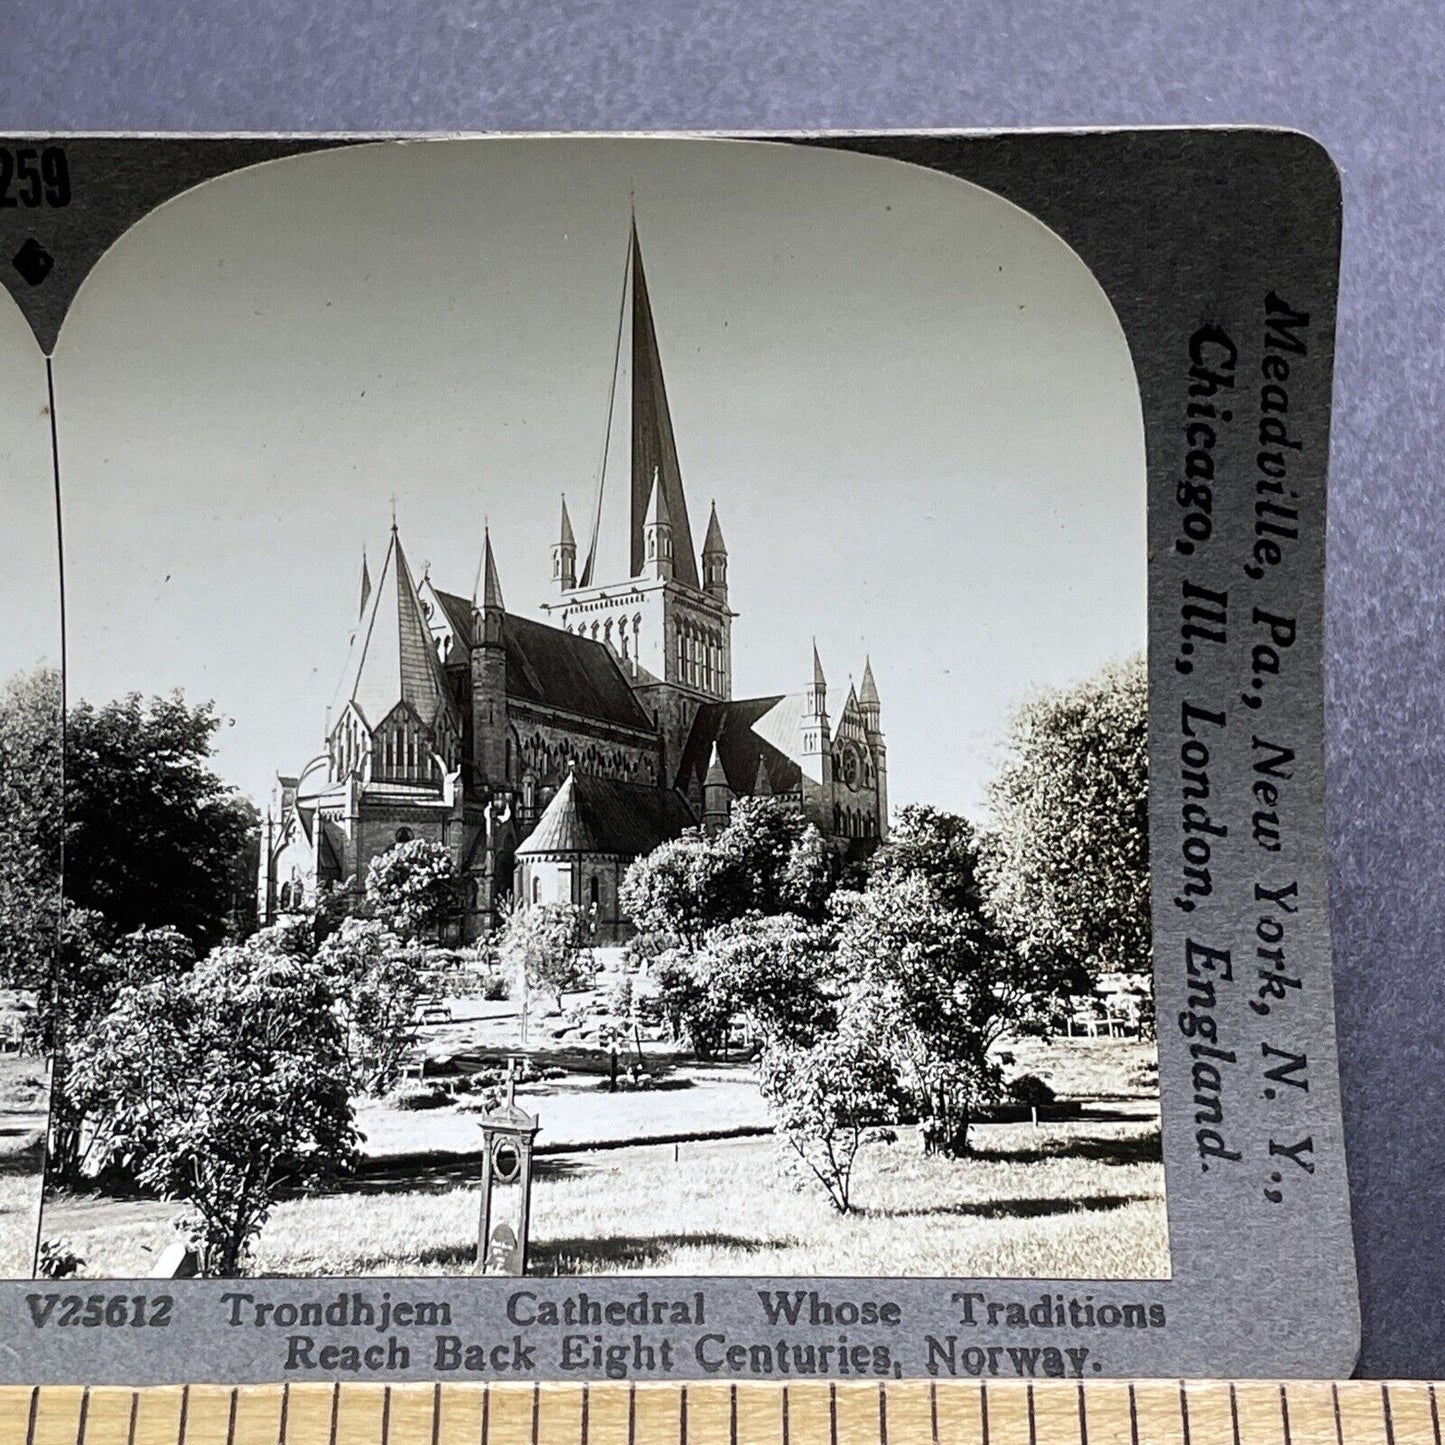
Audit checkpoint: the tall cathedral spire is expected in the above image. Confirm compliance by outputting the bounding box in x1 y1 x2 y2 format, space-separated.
580 219 700 590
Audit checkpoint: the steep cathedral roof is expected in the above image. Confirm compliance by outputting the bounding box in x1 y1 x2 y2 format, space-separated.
429 586 654 734
337 527 449 729
501 613 656 732
579 220 701 590
518 769 697 857
678 695 805 799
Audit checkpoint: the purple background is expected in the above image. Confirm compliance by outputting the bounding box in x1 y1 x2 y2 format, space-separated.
1 0 1440 1378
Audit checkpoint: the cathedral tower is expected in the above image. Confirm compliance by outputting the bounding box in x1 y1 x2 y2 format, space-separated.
540 218 735 780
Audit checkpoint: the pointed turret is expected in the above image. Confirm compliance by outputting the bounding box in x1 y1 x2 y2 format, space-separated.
752 754 773 798
579 219 700 589
470 527 510 786
642 467 674 580
703 742 731 834
859 656 881 732
553 495 577 592
701 500 728 601
858 656 887 842
359 549 372 619
807 641 827 716
800 642 831 785
479 526 506 645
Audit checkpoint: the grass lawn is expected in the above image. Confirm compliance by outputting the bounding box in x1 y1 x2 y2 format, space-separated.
0 1053 49 1278
49 1110 1167 1280
999 1035 1158 1101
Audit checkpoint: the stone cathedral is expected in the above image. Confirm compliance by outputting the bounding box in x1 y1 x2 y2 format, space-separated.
259 222 888 941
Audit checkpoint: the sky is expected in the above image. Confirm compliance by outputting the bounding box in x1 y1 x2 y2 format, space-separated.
0 137 1145 818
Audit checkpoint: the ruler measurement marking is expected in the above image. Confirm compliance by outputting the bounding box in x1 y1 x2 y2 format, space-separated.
21 1382 1445 1445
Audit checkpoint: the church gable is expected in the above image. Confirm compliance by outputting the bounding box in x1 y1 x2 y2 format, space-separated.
678 696 804 802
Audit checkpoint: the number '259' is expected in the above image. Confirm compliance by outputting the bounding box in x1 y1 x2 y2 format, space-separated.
0 147 71 208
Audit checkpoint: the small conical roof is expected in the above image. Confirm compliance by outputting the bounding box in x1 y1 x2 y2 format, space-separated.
702 500 726 555
643 465 670 529
481 528 505 610
812 641 827 691
860 656 880 707
517 767 592 855
704 741 729 790
358 550 372 619
752 754 773 797
559 495 576 549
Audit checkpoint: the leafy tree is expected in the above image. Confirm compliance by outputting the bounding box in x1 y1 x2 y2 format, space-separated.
497 901 591 1007
620 799 834 945
869 805 990 915
651 947 733 1059
691 914 836 1049
64 690 258 952
759 1017 897 1213
713 799 834 920
832 868 1057 1157
0 668 62 996
985 655 1149 980
365 839 459 940
66 927 358 1276
617 835 717 946
317 918 431 1094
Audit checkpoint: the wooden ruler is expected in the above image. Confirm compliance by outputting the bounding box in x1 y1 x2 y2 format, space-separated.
0 1381 1434 1445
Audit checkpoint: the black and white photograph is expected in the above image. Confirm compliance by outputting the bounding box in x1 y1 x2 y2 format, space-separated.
0 283 58 1279
5 137 1162 1282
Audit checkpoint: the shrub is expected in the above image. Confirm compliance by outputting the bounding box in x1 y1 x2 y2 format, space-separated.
758 1021 897 1214
65 934 358 1277
385 1083 451 1111
37 1239 83 1280
1008 1074 1057 1107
